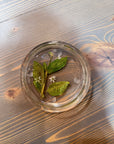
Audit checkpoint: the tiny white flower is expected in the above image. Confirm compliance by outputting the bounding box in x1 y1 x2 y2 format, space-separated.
34 78 37 81
34 76 41 83
38 76 41 81
49 76 56 83
38 76 42 82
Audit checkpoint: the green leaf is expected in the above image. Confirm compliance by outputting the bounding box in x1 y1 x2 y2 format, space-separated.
33 61 44 93
33 81 42 93
47 81 70 96
47 57 67 74
43 62 47 71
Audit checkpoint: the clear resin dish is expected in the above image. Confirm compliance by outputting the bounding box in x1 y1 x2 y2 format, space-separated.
20 41 91 112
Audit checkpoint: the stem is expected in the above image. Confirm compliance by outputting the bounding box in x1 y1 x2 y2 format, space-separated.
41 70 48 98
41 52 53 98
49 56 53 64
41 84 45 98
48 52 53 66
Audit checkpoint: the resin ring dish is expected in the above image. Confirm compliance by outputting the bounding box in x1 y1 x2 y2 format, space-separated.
20 41 91 113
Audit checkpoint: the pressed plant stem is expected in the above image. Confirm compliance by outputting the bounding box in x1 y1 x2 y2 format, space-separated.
41 70 48 98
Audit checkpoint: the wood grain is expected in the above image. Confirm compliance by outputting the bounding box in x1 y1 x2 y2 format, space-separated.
0 0 60 23
0 0 114 144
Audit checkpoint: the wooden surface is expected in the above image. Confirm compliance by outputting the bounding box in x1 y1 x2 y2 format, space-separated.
0 0 114 144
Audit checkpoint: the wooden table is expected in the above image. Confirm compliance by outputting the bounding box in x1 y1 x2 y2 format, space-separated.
0 0 114 144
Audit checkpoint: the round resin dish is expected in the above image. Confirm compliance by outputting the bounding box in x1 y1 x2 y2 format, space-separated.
20 41 91 113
